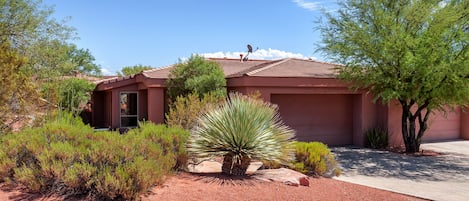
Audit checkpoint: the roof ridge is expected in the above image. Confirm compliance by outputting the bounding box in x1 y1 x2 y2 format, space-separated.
290 58 343 66
207 57 268 62
96 74 135 85
225 59 281 78
142 64 175 78
246 58 291 76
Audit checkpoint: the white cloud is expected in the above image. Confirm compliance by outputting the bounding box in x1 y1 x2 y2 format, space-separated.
200 48 316 61
100 67 113 75
292 0 321 11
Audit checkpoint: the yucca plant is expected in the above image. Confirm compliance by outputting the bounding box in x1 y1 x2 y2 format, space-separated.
188 93 295 176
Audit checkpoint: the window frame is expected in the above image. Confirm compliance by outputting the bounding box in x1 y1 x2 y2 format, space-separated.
119 91 139 128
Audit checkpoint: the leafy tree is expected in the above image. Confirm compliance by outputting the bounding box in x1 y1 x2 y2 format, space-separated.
58 78 96 115
0 42 37 132
117 64 153 76
67 44 101 76
188 93 295 176
0 0 75 73
0 0 95 124
318 0 469 153
166 55 226 101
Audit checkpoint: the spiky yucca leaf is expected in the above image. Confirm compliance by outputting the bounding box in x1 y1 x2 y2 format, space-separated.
189 93 295 166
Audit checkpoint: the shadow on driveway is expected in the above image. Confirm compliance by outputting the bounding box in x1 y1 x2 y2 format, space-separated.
331 146 469 182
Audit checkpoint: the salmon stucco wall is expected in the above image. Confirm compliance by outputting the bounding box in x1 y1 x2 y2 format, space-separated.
386 102 466 147
91 91 106 128
352 93 378 146
147 88 165 124
462 108 469 139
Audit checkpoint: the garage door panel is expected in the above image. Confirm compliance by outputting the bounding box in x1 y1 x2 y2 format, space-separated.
271 94 353 145
423 109 461 142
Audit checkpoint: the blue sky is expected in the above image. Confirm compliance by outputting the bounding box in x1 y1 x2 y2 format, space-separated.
43 0 339 75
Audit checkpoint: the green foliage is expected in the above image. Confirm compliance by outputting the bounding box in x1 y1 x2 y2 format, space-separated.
127 121 190 170
0 42 38 133
365 127 389 149
58 78 95 114
0 0 75 50
290 141 340 177
117 64 153 76
0 113 188 200
318 0 469 153
0 0 101 129
0 0 76 78
67 44 101 76
166 55 226 101
189 93 295 175
166 93 225 131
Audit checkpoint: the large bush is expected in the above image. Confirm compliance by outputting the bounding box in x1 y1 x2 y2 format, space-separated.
290 141 341 177
166 55 226 102
0 113 188 200
166 93 225 131
188 93 295 176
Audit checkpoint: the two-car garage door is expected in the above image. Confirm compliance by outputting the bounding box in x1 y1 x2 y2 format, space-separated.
271 94 354 145
272 94 462 145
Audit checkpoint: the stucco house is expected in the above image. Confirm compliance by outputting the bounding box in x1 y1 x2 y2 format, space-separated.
92 57 469 146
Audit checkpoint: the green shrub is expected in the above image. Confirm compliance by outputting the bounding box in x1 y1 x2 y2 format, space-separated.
0 113 188 200
166 92 224 131
127 121 190 170
189 93 295 176
166 54 226 101
365 127 388 149
290 141 340 177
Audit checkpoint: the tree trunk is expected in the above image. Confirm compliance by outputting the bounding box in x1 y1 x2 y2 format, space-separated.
222 154 251 176
400 100 430 154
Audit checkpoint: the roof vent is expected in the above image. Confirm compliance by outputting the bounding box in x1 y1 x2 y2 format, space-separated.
240 54 243 62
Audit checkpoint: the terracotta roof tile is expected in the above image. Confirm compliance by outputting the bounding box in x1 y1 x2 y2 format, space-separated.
142 64 175 79
95 58 341 86
141 58 270 79
244 58 340 78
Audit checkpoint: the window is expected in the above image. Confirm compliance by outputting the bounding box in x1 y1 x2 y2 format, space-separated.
120 92 138 127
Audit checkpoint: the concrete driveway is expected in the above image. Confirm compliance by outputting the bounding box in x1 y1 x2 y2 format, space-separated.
331 140 469 201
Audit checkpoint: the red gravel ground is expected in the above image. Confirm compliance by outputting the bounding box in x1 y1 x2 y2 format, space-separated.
144 173 425 201
0 173 426 201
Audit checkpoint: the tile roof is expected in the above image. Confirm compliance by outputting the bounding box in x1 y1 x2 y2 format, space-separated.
142 58 339 79
142 58 270 79
142 64 175 79
244 58 340 78
96 57 340 85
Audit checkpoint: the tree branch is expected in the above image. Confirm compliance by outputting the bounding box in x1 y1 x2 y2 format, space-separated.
411 99 430 121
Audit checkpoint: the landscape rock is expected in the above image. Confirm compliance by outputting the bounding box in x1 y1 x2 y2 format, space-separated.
188 160 263 174
187 161 309 187
253 168 310 187
187 161 221 173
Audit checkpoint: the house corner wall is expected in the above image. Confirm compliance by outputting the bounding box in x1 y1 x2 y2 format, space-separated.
111 89 120 128
461 108 469 139
91 91 106 128
386 101 404 147
352 93 378 146
147 88 165 124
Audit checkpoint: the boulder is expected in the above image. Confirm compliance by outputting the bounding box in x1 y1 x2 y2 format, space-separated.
187 161 221 173
188 160 263 174
253 168 310 187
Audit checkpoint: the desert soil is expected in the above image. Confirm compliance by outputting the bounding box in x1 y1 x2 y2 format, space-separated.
0 172 426 201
